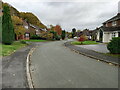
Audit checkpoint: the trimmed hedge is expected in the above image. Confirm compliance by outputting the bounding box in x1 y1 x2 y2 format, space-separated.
107 37 120 54
30 35 40 39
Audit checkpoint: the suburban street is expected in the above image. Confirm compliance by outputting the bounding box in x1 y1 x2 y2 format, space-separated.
30 41 118 88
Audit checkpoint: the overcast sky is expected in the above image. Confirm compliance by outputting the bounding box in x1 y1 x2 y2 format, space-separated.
3 0 120 31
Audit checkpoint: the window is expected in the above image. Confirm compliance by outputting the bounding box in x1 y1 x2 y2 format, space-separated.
105 24 108 27
24 25 28 29
112 21 117 26
25 33 29 37
112 33 116 37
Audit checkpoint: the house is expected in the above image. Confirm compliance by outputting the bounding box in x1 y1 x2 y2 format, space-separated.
76 29 92 40
23 21 30 40
28 24 46 37
91 28 99 41
15 20 30 40
97 13 120 43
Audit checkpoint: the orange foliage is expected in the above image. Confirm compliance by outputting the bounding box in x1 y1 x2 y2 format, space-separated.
54 25 62 35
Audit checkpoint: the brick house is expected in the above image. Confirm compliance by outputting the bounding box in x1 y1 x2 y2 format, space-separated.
28 24 46 37
15 20 30 40
23 21 30 40
97 13 120 42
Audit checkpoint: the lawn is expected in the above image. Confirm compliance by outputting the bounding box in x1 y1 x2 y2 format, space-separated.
105 53 120 58
23 39 47 42
0 41 27 56
71 41 99 45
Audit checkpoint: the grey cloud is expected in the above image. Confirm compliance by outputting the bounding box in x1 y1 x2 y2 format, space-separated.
3 0 119 31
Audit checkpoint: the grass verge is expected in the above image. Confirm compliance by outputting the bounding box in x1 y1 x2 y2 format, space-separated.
105 53 120 58
23 39 47 42
71 41 99 45
0 41 27 56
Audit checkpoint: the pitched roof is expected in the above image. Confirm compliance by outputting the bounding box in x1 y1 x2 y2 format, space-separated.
103 13 120 24
100 26 120 32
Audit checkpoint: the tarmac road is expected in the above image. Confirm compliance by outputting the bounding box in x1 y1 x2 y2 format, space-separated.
30 41 118 88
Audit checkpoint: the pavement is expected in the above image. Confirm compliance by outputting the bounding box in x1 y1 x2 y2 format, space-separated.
76 43 109 53
1 42 44 89
30 41 118 88
65 42 119 65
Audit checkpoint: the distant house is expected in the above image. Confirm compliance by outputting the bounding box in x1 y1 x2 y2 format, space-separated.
15 20 30 40
23 21 30 40
76 29 92 40
97 13 120 43
28 24 46 37
91 28 99 41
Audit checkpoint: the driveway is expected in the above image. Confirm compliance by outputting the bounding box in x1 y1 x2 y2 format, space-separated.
76 43 109 53
30 41 118 88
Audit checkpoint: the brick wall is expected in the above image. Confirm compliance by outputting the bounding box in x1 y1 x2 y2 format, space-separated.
117 20 120 26
106 22 112 27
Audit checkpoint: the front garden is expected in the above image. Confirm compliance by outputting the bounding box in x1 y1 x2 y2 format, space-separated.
71 41 99 45
23 39 47 42
0 41 27 56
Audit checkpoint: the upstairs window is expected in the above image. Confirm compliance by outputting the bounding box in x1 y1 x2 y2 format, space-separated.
112 33 116 37
112 21 117 26
105 24 108 27
24 25 28 29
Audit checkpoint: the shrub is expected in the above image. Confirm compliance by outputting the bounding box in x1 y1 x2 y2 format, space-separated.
30 35 40 39
20 40 27 44
55 35 61 40
107 37 120 54
40 32 53 40
61 30 66 40
78 35 87 44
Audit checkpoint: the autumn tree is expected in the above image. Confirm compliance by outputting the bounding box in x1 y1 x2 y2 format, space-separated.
40 32 53 40
54 25 62 35
2 5 15 45
19 12 46 29
11 16 26 36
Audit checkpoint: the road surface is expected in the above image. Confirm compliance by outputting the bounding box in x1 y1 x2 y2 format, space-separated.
76 43 109 53
30 41 118 88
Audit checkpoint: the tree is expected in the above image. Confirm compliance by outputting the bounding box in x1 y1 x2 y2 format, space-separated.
2 5 15 45
19 12 46 29
72 28 76 38
61 30 66 40
54 25 62 35
11 16 26 36
40 32 53 40
50 31 61 40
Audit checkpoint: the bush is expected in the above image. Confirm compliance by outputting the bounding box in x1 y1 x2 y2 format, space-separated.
30 35 40 39
61 30 66 40
40 32 53 40
78 35 87 44
20 40 27 44
55 35 61 40
107 37 120 54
